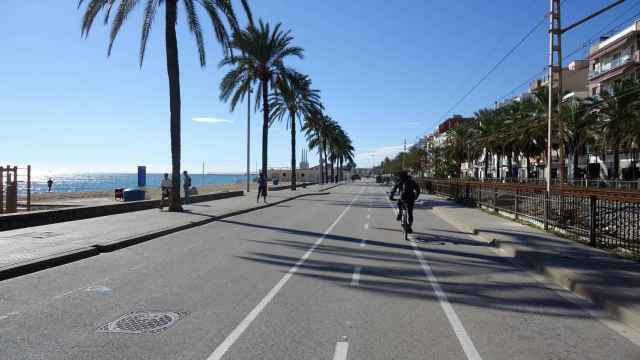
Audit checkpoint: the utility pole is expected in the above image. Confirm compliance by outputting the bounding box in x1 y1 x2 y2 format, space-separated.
246 86 252 192
545 0 626 229
547 0 562 192
402 138 407 170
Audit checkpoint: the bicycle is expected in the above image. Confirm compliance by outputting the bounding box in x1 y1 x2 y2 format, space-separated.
390 195 410 241
398 200 409 241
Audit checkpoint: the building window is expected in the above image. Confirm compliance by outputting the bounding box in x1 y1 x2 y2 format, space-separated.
282 172 287 177
592 87 598 96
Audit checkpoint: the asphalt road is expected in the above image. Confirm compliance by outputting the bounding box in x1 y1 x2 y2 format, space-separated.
1 182 639 359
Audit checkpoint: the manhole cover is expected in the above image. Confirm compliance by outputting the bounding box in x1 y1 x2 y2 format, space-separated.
98 310 188 334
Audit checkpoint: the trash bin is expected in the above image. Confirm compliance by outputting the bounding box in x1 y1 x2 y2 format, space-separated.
273 178 279 185
123 188 145 201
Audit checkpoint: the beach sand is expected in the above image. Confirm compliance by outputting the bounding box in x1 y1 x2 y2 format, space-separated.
26 183 259 205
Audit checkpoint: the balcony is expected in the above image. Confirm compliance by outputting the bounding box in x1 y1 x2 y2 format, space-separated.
588 56 633 80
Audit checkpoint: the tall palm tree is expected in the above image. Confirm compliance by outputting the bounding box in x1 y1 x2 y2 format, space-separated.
321 117 339 182
560 97 596 181
597 79 640 180
270 71 322 190
303 110 326 183
79 0 241 211
220 21 304 178
330 125 354 181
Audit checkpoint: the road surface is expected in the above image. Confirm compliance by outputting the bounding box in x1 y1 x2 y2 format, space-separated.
1 182 639 359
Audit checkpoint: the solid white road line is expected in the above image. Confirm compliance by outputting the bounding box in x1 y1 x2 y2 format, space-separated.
366 214 371 219
385 197 482 360
351 267 361 287
332 342 349 360
206 187 364 360
364 223 369 230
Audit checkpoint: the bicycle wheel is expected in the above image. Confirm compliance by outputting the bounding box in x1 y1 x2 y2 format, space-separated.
402 210 409 241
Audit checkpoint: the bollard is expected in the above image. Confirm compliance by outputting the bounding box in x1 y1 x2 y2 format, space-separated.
493 186 498 212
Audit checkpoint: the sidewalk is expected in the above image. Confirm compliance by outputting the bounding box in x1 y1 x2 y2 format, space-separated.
0 184 338 280
427 194 640 332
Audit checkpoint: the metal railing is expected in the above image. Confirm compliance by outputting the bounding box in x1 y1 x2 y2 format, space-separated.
475 177 640 191
588 56 633 80
419 178 640 256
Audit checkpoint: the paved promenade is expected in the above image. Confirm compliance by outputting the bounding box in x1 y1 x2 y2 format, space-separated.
0 184 333 278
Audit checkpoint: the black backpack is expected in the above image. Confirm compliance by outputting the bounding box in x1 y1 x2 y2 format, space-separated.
399 179 417 201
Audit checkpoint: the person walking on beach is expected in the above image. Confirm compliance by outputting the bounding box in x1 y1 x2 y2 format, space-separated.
183 170 192 205
160 173 172 210
47 178 53 192
257 171 268 204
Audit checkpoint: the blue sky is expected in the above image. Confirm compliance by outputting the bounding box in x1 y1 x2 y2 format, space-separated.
1 0 636 174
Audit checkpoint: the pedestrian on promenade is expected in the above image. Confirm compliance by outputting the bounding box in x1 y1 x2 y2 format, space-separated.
160 173 171 210
183 170 192 204
47 178 53 192
257 171 268 204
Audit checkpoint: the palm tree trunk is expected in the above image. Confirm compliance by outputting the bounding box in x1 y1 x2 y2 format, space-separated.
484 150 489 180
323 140 329 181
166 0 182 212
291 112 296 190
613 143 620 180
330 156 335 183
261 80 269 179
573 150 579 182
318 145 324 184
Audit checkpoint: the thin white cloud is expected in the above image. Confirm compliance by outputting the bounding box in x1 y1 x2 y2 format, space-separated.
192 117 234 124
355 143 414 166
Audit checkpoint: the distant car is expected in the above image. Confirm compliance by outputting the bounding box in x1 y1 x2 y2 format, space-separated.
351 174 361 181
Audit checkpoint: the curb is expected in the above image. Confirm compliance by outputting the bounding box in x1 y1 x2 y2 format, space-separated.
431 203 640 332
0 186 339 281
431 207 492 244
492 240 640 332
0 247 100 281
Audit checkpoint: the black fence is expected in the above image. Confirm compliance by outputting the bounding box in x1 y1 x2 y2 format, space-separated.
419 179 640 256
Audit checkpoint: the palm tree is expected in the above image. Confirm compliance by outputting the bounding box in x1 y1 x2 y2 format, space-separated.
330 125 354 181
560 97 597 181
220 21 304 178
79 0 242 211
597 79 639 180
303 110 327 183
322 117 340 182
270 71 322 190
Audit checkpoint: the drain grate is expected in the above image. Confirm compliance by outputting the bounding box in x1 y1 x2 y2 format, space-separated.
98 310 188 334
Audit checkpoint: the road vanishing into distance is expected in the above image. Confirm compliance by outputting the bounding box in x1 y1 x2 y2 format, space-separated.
1 181 639 359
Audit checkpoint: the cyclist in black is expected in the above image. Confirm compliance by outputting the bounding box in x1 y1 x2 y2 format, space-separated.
389 170 421 234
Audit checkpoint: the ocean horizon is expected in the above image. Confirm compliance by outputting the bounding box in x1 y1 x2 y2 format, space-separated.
26 172 256 194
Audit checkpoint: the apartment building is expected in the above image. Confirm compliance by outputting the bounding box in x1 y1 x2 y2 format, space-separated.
530 60 589 99
588 20 640 96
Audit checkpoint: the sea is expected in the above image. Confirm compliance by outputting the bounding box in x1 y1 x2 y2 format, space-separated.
27 173 251 194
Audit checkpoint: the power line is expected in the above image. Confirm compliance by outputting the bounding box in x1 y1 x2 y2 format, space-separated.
498 1 640 102
438 9 549 121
